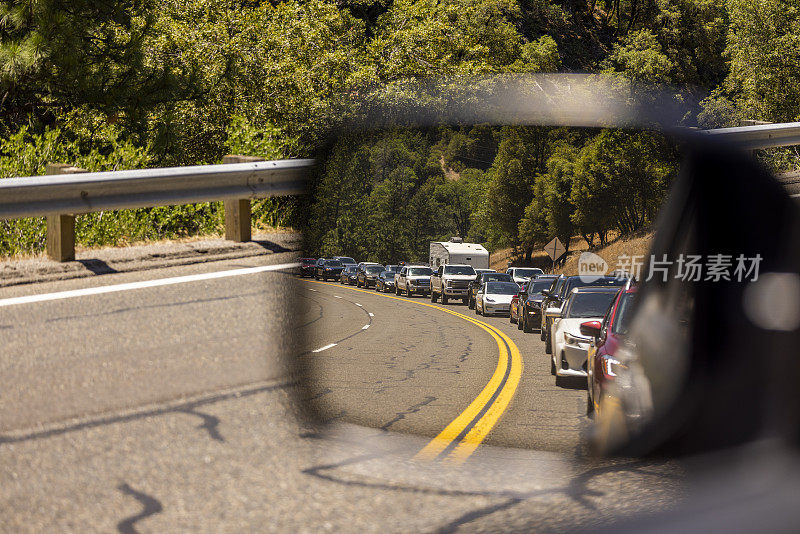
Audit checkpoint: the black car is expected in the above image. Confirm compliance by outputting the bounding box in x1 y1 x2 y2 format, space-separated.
375 270 396 293
339 264 359 285
356 264 385 288
517 275 559 333
467 272 513 309
540 275 567 340
299 257 316 277
542 274 629 354
314 259 344 281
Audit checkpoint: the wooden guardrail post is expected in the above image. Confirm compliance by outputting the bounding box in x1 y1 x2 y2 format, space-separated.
222 155 263 242
45 163 87 262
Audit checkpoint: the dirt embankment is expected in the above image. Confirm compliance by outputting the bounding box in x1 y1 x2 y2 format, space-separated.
491 230 655 275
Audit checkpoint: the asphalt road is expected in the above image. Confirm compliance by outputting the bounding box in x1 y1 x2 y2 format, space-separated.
298 279 590 454
0 255 684 532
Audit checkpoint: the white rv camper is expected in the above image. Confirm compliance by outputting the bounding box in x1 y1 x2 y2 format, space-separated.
429 238 490 270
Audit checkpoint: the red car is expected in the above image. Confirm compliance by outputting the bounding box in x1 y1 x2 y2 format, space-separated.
581 285 637 417
298 258 317 277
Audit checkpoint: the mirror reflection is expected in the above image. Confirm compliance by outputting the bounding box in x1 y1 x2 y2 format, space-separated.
297 123 683 458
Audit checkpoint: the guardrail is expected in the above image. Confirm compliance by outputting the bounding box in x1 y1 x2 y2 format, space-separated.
0 156 313 261
701 121 800 149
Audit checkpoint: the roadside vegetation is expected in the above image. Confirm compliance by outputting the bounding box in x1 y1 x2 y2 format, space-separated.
1 0 798 258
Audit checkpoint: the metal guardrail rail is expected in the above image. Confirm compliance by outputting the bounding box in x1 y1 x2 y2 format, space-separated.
0 159 313 220
701 121 800 149
0 156 313 261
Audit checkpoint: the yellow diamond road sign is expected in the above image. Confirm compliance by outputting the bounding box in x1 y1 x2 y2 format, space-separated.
544 237 566 261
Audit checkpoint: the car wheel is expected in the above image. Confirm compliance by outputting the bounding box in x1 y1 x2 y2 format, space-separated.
586 391 594 417
555 375 568 388
476 302 481 315
545 331 552 354
462 297 468 305
430 290 437 303
540 321 546 341
442 293 448 305
510 310 516 324
550 355 556 375
405 284 412 297
523 315 533 333
518 314 524 330
468 297 474 309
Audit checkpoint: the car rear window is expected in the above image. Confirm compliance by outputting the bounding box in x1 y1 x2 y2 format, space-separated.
526 279 553 295
513 268 542 278
485 282 521 294
482 273 513 283
565 291 618 318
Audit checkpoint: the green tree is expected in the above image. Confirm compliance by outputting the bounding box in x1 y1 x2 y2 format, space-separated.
485 127 550 249
571 129 676 242
699 0 800 126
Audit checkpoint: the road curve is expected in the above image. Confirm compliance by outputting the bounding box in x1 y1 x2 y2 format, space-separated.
297 278 591 457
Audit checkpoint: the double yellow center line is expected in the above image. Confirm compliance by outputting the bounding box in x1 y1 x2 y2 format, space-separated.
303 279 523 464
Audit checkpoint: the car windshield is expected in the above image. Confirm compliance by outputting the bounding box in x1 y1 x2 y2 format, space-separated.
513 268 541 278
365 266 384 274
325 260 343 267
408 267 432 276
485 282 521 295
444 265 476 275
380 271 393 279
337 257 355 264
526 279 553 297
345 266 357 273
482 273 513 283
565 291 618 318
611 292 636 335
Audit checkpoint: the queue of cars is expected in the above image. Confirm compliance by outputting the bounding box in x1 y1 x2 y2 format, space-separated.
300 256 636 417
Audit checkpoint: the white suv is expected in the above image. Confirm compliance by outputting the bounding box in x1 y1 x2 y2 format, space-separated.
506 267 544 286
430 264 477 304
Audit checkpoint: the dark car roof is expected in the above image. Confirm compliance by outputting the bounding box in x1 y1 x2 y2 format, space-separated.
561 275 626 292
479 272 513 281
570 286 622 294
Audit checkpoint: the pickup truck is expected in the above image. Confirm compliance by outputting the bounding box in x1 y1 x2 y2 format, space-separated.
395 265 432 297
430 264 477 304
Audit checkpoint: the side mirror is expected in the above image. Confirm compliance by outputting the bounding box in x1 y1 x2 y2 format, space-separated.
580 320 603 338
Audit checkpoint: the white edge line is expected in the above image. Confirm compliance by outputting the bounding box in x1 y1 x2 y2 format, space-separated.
0 262 300 309
312 343 337 353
